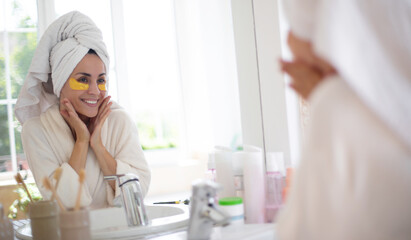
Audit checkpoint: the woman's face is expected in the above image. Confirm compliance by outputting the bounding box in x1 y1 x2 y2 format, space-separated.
60 53 107 118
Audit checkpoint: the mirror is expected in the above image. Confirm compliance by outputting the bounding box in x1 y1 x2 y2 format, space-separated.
1 0 300 200
47 0 245 197
230 0 300 167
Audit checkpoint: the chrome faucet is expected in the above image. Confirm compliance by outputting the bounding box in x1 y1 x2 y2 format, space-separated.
187 179 230 240
104 173 149 227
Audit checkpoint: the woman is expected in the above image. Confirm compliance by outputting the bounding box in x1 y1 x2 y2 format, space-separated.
276 0 411 239
14 11 150 209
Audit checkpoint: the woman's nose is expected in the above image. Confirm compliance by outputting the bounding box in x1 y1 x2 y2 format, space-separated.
87 82 100 95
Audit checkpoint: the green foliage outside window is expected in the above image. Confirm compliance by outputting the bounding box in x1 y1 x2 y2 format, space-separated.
136 112 179 150
8 183 42 219
0 55 5 98
0 106 10 166
10 32 37 98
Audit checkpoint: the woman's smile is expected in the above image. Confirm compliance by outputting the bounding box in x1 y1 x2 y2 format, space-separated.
81 98 99 106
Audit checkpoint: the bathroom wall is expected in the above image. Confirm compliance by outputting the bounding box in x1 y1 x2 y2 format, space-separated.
146 158 207 197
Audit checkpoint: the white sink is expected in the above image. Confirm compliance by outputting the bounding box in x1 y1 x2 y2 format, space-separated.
149 223 277 240
15 204 190 240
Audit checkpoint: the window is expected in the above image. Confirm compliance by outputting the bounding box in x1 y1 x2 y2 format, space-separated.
0 0 37 176
121 0 183 152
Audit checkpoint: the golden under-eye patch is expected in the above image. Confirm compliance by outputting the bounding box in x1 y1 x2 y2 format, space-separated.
69 78 89 90
98 83 106 91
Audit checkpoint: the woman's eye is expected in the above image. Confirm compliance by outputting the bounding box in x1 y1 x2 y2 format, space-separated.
98 79 106 84
78 78 88 83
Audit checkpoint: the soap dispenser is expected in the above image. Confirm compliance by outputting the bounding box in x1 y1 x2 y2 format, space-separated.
0 203 14 240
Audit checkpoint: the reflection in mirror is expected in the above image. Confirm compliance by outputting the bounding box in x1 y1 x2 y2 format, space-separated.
53 0 243 198
1 0 301 206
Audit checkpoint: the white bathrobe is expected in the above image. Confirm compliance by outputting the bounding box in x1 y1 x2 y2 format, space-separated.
21 104 151 209
276 77 411 240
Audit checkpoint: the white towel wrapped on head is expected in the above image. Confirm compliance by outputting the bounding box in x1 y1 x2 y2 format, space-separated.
15 11 109 125
282 0 411 149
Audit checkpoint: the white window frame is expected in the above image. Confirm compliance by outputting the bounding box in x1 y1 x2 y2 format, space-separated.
0 0 40 180
109 0 127 109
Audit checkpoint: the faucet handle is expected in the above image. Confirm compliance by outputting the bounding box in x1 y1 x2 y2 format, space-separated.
104 174 121 180
104 174 139 187
187 180 230 240
103 174 124 182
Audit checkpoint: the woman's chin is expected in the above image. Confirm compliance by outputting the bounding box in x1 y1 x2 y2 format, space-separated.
78 111 98 119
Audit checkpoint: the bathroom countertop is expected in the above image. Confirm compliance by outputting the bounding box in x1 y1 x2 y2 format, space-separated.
13 219 277 240
150 223 277 240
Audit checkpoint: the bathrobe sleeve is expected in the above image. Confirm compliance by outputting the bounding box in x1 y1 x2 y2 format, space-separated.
102 109 151 202
21 116 93 208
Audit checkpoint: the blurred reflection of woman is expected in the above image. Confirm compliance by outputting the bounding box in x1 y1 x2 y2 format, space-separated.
15 11 150 209
277 0 411 239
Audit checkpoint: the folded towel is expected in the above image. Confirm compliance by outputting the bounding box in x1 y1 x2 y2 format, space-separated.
15 11 109 124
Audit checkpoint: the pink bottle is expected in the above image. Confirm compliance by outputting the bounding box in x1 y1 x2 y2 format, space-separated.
265 152 285 223
205 153 217 182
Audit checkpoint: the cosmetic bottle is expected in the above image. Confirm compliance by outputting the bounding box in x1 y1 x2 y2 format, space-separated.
219 197 244 224
232 152 245 198
242 145 266 223
282 167 294 203
265 152 285 223
214 147 236 198
205 153 216 182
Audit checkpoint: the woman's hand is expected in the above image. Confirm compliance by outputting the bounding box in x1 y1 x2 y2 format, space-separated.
60 98 90 142
88 96 117 189
280 59 324 100
89 96 112 149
